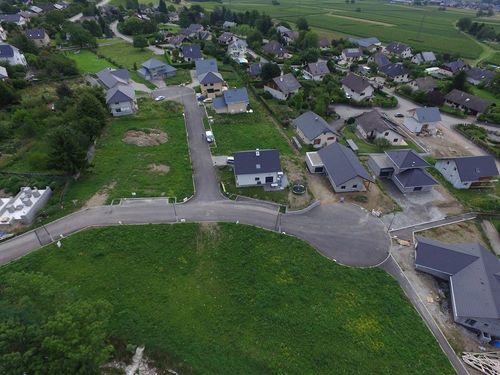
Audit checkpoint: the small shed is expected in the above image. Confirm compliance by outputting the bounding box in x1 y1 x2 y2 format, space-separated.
346 139 358 153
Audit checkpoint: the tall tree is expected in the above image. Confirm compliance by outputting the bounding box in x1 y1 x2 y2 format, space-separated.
451 70 467 91
296 17 309 31
158 0 167 13
261 62 281 81
133 35 148 50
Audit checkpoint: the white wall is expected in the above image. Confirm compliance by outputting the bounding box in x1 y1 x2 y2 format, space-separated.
264 85 287 100
342 84 373 102
435 160 471 189
329 175 367 192
236 172 280 187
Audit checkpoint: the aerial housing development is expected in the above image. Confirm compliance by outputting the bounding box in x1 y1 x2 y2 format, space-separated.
0 1 499 374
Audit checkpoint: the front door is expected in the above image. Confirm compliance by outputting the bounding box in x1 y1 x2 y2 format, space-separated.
265 176 274 183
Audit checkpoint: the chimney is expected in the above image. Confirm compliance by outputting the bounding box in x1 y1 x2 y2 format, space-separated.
256 149 260 157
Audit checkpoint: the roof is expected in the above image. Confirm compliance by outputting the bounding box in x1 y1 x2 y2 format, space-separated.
318 143 374 185
263 40 287 56
444 89 491 113
341 72 371 94
96 68 130 89
234 149 282 175
183 23 203 35
0 14 22 23
0 65 7 78
25 28 46 40
386 41 410 55
385 149 429 169
414 107 441 123
356 110 400 135
443 155 499 182
181 44 202 59
141 58 169 70
195 58 218 76
105 85 135 104
292 111 338 141
168 35 186 46
443 59 466 73
379 63 409 78
223 21 236 27
342 48 362 58
352 37 380 48
277 25 292 34
306 61 329 76
248 63 262 76
271 73 301 94
394 168 437 187
224 87 248 104
413 76 436 92
466 67 494 83
415 237 500 320
413 51 436 63
229 38 247 49
218 32 234 43
0 43 18 58
319 36 330 48
371 53 390 68
199 71 224 85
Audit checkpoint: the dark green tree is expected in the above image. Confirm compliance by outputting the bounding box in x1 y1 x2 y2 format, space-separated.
0 81 19 106
47 126 89 173
158 0 167 13
457 17 472 31
133 35 148 50
296 17 309 31
261 62 281 81
451 70 467 91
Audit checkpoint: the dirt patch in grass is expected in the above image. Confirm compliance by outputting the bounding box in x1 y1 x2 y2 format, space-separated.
431 185 465 216
148 163 170 174
84 181 117 208
282 156 314 209
122 129 167 147
420 220 488 247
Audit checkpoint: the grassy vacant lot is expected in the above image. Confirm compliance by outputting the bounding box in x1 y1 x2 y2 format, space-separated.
200 0 484 58
65 49 116 74
165 68 191 85
97 39 155 70
1 223 455 374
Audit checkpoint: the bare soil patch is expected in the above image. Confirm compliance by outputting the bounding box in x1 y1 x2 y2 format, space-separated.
122 128 167 147
148 163 170 174
84 181 116 208
420 220 486 245
282 156 314 209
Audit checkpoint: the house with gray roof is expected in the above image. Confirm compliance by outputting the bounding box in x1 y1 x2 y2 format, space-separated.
248 63 262 78
351 37 381 52
167 34 186 47
105 85 137 117
181 24 204 38
0 43 27 66
308 143 374 192
263 40 289 59
435 155 499 189
385 42 412 58
369 52 390 68
292 111 339 149
319 36 330 50
25 28 50 47
409 76 436 93
212 87 249 114
228 38 247 63
180 44 202 62
465 67 494 86
444 89 491 116
368 149 438 193
341 72 374 102
276 25 298 44
96 68 131 89
0 13 26 26
379 63 410 83
195 58 218 76
195 58 225 97
303 61 330 81
0 65 8 80
404 107 441 134
411 51 436 65
233 149 285 188
264 73 301 100
341 48 363 63
355 110 405 145
415 236 500 340
217 31 234 45
441 59 467 76
137 58 176 80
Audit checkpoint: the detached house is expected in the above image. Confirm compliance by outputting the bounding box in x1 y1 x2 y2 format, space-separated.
415 237 500 341
180 44 202 62
181 24 204 39
0 13 26 27
386 42 412 58
106 85 137 117
264 73 301 101
248 63 262 78
369 52 390 68
411 51 436 65
355 110 405 145
319 36 330 50
263 40 289 59
435 155 499 189
96 68 131 89
465 67 494 86
368 149 438 193
379 63 410 83
0 43 27 66
341 72 374 102
341 48 363 63
351 37 381 52
137 58 176 80
233 149 285 188
217 32 234 45
25 28 50 47
404 107 441 134
409 76 436 93
444 89 491 116
303 61 329 81
196 58 225 98
227 38 247 63
441 60 467 76
292 111 339 149
276 25 298 44
213 87 249 114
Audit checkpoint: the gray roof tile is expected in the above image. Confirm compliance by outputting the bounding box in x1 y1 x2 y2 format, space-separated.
292 111 337 141
234 149 282 175
341 72 371 94
450 155 499 182
386 149 429 169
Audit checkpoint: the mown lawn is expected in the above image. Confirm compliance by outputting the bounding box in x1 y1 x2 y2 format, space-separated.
65 49 116 74
165 68 191 86
0 223 455 375
97 39 156 70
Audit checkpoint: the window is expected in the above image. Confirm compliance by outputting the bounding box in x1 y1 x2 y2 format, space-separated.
352 184 358 189
116 108 121 113
413 186 422 191
265 176 274 183
393 138 399 143
255 177 260 181
327 136 335 141
465 319 477 326
341 186 346 190
384 132 389 136
313 139 321 145
453 167 457 171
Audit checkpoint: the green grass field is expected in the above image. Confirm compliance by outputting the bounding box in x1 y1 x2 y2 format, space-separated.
65 50 116 74
0 223 455 374
197 0 489 58
97 39 156 70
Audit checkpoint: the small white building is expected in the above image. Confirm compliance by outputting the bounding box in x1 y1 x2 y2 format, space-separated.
233 149 285 188
0 187 52 225
341 72 374 102
435 156 499 189
404 107 441 134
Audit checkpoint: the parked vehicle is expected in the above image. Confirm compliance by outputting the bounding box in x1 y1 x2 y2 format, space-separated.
394 113 404 118
226 156 234 164
205 130 214 143
155 95 165 101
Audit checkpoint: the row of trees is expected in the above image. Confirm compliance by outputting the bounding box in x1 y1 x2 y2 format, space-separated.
457 17 500 41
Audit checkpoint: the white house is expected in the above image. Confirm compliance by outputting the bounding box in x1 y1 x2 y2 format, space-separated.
404 107 441 134
0 43 27 66
385 41 412 58
435 156 499 189
0 66 7 80
227 38 247 63
341 73 374 102
303 61 329 81
0 187 52 225
233 149 286 188
105 85 137 117
292 111 339 149
356 110 405 145
264 73 301 101
341 48 363 63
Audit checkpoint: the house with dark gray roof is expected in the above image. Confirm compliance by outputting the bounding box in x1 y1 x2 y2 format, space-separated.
411 51 436 65
167 34 186 47
233 149 285 188
341 48 363 63
276 25 298 44
180 44 202 62
379 63 410 82
96 68 131 89
137 58 176 81
195 58 225 97
369 52 390 68
415 236 500 340
181 24 204 38
212 87 249 114
217 31 234 45
0 13 26 26
25 28 50 47
368 149 438 193
195 58 218 76
263 40 289 59
409 76 436 93
303 61 329 81
444 89 491 116
385 42 412 58
341 72 374 102
0 43 27 66
355 110 405 145
404 107 441 134
248 63 262 77
319 36 330 50
264 73 301 100
309 143 374 192
465 67 494 86
435 155 499 189
441 59 467 76
292 111 339 149
105 85 137 117
351 37 381 52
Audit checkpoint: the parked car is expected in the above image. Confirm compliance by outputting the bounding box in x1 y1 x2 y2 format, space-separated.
226 156 234 164
203 97 213 103
155 95 165 101
205 130 214 143
394 113 404 118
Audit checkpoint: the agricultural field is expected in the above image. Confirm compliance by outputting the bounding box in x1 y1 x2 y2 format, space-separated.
196 0 485 58
0 223 455 374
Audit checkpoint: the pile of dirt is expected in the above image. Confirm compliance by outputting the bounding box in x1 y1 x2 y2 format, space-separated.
148 163 170 174
122 129 167 147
